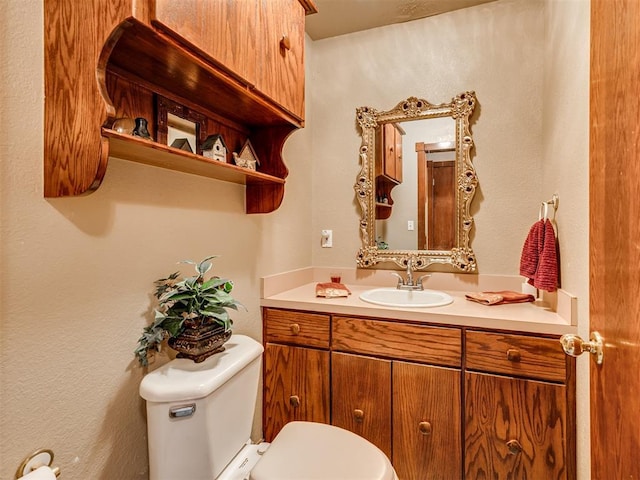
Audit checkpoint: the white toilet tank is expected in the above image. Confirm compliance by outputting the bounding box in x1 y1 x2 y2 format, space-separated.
140 334 264 480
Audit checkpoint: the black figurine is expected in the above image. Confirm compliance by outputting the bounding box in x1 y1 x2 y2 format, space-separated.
133 117 151 139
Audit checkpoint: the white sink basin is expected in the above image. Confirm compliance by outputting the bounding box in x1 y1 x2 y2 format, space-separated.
359 288 453 308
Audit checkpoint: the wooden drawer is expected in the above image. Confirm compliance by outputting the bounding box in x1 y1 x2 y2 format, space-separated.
465 330 567 382
332 316 462 367
264 308 330 348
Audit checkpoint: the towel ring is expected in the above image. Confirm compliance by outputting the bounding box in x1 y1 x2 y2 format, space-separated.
538 194 559 221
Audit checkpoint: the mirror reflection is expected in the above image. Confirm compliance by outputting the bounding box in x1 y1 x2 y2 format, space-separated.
355 93 478 272
375 117 456 251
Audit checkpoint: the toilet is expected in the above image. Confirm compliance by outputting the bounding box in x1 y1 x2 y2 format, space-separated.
140 334 398 480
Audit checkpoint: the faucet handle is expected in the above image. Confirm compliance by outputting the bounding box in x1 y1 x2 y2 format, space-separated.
390 272 404 286
416 274 431 287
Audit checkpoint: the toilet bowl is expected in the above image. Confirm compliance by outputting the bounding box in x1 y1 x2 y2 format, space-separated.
140 334 397 480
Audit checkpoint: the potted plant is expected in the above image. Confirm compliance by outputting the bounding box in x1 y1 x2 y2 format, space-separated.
135 256 243 366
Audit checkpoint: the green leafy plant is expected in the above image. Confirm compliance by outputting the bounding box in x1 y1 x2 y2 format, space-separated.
135 256 243 366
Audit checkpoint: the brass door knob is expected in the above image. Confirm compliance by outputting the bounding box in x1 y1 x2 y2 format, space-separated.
289 395 300 407
560 332 604 364
353 409 364 422
290 323 300 335
419 421 432 435
507 439 523 455
506 348 521 362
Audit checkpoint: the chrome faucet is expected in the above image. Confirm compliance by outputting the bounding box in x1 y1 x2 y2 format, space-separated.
391 258 430 290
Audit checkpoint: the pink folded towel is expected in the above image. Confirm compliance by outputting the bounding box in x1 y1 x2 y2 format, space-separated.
519 219 558 292
315 282 351 298
465 291 535 306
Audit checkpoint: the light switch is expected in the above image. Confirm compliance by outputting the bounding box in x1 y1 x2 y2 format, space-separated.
321 229 333 248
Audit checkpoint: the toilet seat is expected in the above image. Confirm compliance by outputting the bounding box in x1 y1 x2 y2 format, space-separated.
249 422 397 480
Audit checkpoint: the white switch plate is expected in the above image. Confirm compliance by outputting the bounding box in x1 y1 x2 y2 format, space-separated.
407 220 415 231
321 229 333 248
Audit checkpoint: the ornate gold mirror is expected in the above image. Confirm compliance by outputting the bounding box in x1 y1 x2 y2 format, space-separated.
354 92 478 271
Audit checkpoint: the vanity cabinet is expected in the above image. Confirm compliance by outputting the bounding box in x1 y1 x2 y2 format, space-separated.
44 0 316 213
464 330 575 480
262 309 330 442
332 316 462 480
261 308 575 480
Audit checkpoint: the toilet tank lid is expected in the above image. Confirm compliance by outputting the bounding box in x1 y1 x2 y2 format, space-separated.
139 334 263 403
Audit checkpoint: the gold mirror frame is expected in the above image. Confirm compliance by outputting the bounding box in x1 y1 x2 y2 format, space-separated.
354 91 478 271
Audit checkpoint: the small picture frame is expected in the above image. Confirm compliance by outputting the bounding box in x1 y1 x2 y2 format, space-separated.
156 95 207 155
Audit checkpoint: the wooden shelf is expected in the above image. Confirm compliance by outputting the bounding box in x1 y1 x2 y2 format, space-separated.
104 129 286 186
44 2 308 214
375 202 393 220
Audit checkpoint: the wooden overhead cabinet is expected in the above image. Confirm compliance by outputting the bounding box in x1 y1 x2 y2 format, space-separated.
44 0 316 213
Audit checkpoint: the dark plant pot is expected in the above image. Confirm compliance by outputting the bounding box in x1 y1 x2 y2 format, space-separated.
168 321 232 363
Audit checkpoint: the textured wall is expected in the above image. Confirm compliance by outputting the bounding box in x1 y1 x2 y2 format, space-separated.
0 1 313 478
542 1 590 478
309 0 546 272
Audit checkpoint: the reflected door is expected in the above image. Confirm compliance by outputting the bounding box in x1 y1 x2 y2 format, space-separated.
417 142 456 250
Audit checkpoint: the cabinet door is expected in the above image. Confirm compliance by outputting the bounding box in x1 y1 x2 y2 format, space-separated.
393 362 461 480
377 123 403 183
393 124 403 183
257 0 306 119
331 352 392 457
153 0 258 86
263 343 329 441
465 372 568 480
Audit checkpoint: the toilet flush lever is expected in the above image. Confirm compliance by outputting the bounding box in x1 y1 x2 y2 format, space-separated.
169 404 196 419
560 332 604 365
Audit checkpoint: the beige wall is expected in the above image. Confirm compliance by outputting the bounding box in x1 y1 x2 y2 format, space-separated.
542 1 590 478
309 0 546 271
1 0 590 479
0 1 313 478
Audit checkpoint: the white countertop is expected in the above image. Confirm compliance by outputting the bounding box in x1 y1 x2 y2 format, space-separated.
261 281 577 336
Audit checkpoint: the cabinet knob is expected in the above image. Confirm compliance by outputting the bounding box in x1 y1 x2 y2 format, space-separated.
290 323 300 335
506 439 523 455
280 35 291 51
506 348 521 362
289 395 300 407
353 409 364 422
419 421 432 435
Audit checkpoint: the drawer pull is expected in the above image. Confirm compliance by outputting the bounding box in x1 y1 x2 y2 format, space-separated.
506 348 521 362
507 439 523 455
419 421 432 435
290 323 300 335
289 395 300 407
280 35 291 50
353 409 364 422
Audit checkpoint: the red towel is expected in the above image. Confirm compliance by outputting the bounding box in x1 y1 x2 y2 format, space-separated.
519 219 558 292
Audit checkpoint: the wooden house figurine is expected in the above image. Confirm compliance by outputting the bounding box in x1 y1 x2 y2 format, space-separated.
202 134 227 162
232 139 260 170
